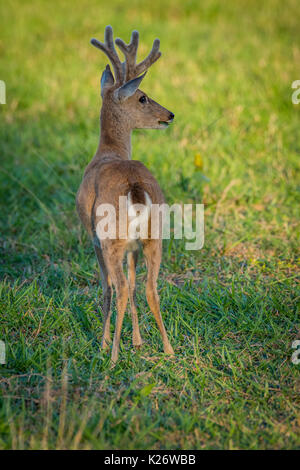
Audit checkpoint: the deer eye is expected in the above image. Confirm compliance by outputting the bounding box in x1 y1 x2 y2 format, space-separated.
139 95 147 103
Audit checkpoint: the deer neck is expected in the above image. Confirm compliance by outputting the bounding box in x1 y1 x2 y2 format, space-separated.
96 109 132 160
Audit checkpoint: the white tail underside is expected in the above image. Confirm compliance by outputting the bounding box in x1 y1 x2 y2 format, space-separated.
127 190 152 247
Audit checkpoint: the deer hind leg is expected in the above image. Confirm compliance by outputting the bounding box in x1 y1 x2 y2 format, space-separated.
143 240 174 356
127 250 143 348
102 242 129 363
94 239 112 349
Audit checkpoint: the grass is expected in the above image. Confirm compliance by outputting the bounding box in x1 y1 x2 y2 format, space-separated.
0 0 299 450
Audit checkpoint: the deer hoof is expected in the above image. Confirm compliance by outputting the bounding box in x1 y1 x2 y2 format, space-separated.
164 345 175 356
101 338 111 350
133 336 143 349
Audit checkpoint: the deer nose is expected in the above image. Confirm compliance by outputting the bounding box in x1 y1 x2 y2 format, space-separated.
169 112 175 121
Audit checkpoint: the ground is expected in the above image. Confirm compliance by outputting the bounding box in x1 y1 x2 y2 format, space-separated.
0 0 299 450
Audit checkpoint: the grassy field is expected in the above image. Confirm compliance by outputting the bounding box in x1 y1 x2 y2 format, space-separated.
0 0 299 450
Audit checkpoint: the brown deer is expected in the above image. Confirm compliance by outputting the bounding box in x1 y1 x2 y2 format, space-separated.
76 26 175 363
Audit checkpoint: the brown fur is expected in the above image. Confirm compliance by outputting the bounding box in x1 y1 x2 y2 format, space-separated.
76 26 174 362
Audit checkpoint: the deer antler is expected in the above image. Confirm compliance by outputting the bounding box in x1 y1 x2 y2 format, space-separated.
91 26 124 85
115 31 161 81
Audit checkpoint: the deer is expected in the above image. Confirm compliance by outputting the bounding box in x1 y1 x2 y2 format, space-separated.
76 25 175 363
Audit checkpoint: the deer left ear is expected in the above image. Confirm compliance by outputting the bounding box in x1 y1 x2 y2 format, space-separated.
101 64 114 97
114 72 147 102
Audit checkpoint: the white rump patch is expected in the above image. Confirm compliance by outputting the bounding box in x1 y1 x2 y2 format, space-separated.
127 190 152 242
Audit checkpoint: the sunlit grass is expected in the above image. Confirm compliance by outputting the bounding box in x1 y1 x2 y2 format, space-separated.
0 0 299 449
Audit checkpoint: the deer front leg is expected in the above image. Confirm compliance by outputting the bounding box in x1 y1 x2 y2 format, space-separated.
94 241 112 349
111 269 128 363
127 251 143 348
103 243 129 363
101 284 112 349
143 240 174 356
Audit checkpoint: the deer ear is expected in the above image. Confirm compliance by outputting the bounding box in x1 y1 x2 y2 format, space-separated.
114 72 146 102
101 64 114 97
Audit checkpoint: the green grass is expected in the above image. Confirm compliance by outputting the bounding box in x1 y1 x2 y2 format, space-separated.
0 0 299 450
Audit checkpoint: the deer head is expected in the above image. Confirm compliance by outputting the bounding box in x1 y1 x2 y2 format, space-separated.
91 26 174 131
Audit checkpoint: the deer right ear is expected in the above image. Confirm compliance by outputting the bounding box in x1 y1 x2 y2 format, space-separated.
101 64 114 97
114 72 146 102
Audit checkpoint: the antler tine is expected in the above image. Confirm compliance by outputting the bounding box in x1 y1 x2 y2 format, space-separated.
115 32 161 81
135 39 161 77
115 31 139 81
90 25 124 84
